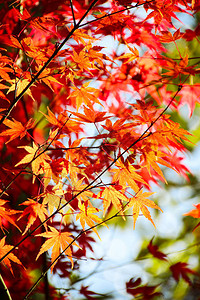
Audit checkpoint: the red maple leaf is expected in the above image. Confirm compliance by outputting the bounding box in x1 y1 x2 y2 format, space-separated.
147 238 168 261
170 262 199 285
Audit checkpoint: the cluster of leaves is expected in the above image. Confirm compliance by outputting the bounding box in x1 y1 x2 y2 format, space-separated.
0 0 200 299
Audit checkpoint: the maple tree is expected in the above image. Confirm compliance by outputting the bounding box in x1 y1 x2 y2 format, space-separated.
0 0 200 299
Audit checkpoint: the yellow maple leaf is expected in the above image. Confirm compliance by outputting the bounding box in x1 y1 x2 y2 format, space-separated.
36 226 80 271
99 186 128 217
71 177 93 204
15 142 51 182
125 189 162 228
76 202 105 238
43 183 67 215
7 78 35 100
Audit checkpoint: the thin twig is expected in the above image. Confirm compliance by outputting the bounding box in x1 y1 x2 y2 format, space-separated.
0 273 12 300
70 0 76 26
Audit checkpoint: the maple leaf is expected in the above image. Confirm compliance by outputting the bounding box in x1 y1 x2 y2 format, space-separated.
158 29 183 43
0 53 13 81
144 0 183 30
98 186 128 217
0 118 34 143
41 107 68 127
0 80 10 102
15 142 51 180
125 189 162 228
102 118 134 137
2 35 22 49
80 285 107 299
165 119 192 145
43 183 67 215
178 84 200 117
96 11 129 38
170 262 199 285
140 147 173 183
71 178 93 204
70 48 94 73
184 25 200 41
117 43 139 63
76 202 104 238
162 55 196 79
0 237 23 275
18 199 49 235
85 43 111 68
13 7 31 21
126 277 162 299
69 82 101 110
0 199 21 233
147 238 168 261
69 106 110 123
41 108 81 136
36 226 80 271
70 26 95 45
163 151 190 181
37 68 63 90
7 78 35 100
184 203 200 221
112 160 146 192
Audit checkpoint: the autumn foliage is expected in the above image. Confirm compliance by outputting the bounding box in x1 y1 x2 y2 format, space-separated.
0 0 200 299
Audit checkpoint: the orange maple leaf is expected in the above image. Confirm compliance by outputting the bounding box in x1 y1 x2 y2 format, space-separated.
69 82 101 110
70 48 94 73
184 204 200 219
0 237 23 275
36 226 79 271
140 147 173 182
69 106 110 123
158 29 183 43
37 68 63 90
69 26 94 45
162 54 196 78
0 118 34 143
112 159 146 192
41 107 80 135
0 53 13 81
41 107 68 126
0 199 21 233
125 189 162 228
18 199 49 235
117 43 139 63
